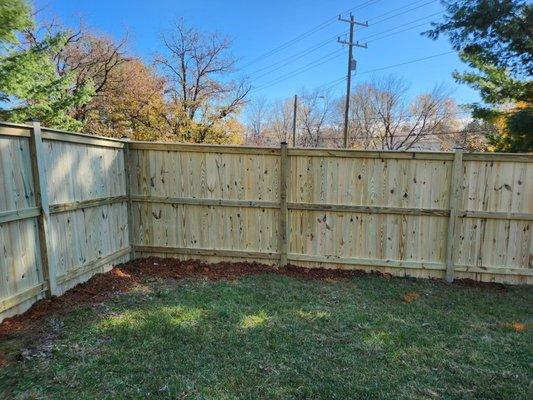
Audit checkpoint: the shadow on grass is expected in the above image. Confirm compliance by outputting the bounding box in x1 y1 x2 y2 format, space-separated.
2 274 532 399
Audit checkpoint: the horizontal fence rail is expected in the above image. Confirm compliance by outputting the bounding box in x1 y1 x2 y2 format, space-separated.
1 120 532 322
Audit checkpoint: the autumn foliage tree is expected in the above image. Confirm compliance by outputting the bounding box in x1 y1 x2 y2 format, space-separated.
83 59 168 140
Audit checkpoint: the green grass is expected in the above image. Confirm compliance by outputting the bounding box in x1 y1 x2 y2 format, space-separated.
1 273 532 399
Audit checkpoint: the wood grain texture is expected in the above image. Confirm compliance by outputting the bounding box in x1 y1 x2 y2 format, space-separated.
43 137 130 294
0 133 44 320
1 128 131 321
131 145 531 284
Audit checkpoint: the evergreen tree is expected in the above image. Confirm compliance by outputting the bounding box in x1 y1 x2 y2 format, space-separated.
0 0 93 129
426 0 532 152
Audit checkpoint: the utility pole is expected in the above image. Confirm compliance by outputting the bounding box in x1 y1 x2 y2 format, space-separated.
292 94 297 147
338 14 368 148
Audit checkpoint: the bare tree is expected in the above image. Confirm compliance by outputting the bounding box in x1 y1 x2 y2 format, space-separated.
343 76 459 150
268 98 293 143
156 20 250 140
245 97 268 144
299 90 334 147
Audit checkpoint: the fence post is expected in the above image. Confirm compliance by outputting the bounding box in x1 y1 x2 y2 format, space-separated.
444 148 464 283
29 122 58 296
279 142 289 268
123 140 135 261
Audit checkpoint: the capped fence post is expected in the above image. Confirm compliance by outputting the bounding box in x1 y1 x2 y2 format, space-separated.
29 121 58 296
444 147 464 283
279 141 289 268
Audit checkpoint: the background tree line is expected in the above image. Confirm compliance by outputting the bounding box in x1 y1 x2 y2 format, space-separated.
0 0 530 151
245 78 488 151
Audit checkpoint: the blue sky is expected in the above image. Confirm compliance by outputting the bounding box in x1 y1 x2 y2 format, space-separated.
35 0 480 105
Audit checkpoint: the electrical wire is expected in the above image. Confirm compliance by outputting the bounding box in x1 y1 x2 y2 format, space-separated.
252 49 344 91
366 0 436 22
240 0 381 68
359 11 441 42
250 32 344 78
253 50 455 93
369 0 438 25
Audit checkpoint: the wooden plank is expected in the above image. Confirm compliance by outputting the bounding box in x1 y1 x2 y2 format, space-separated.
288 202 450 217
0 125 31 137
444 149 464 283
463 153 533 163
0 283 47 313
49 196 128 214
458 210 533 221
42 129 124 149
56 247 131 285
131 195 280 209
123 142 135 260
135 245 280 260
287 253 444 270
279 142 289 267
130 142 280 155
288 148 454 160
454 264 533 277
29 122 58 296
0 207 40 224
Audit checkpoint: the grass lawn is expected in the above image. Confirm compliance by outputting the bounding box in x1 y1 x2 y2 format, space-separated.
1 264 532 399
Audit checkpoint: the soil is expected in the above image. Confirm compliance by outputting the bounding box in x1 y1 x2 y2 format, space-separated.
0 257 508 365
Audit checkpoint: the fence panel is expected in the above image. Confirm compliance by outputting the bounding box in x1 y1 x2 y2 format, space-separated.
130 143 281 263
42 131 130 294
286 152 453 278
454 158 533 283
0 125 45 319
0 123 131 321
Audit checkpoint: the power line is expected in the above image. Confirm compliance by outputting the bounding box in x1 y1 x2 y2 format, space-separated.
252 49 344 91
355 50 455 76
278 50 455 94
246 2 443 83
366 0 436 22
250 32 344 78
241 0 381 68
369 0 438 25
359 11 441 42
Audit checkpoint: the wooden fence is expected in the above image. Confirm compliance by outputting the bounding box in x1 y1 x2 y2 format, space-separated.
130 142 532 285
1 121 532 321
0 122 131 321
